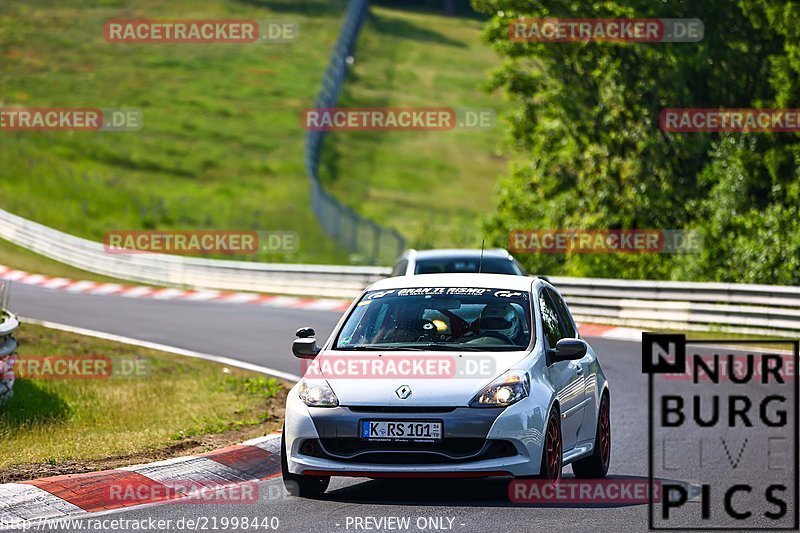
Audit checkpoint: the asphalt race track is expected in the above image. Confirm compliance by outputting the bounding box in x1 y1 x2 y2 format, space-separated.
10 283 342 378
8 282 796 532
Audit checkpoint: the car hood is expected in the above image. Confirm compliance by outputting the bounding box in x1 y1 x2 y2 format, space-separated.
307 350 529 406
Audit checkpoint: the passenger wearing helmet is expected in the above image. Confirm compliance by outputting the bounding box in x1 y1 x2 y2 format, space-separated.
477 302 525 345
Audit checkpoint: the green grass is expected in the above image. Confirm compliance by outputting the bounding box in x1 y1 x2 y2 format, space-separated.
0 1 508 273
0 238 131 283
0 323 286 472
0 0 350 265
321 6 510 249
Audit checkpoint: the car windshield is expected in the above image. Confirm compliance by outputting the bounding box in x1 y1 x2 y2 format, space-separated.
413 257 522 275
334 287 532 351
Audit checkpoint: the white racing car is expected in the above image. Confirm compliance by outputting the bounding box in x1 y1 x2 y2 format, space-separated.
281 274 610 497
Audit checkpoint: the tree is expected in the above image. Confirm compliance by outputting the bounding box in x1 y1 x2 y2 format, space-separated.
473 0 799 283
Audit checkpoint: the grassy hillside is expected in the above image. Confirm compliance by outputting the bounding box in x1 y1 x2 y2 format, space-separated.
0 1 507 272
0 0 350 265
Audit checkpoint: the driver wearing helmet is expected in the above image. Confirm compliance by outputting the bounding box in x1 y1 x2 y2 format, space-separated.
478 302 525 345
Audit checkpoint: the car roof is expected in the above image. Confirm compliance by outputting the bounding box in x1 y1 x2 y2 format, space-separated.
368 273 536 292
407 248 512 260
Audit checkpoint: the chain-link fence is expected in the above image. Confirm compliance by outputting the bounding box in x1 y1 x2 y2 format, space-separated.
305 0 406 265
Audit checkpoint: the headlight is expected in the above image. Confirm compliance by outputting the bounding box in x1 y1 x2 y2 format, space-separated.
469 370 530 408
298 379 339 407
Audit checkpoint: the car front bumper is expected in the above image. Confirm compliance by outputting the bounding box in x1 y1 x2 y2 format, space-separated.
283 385 549 478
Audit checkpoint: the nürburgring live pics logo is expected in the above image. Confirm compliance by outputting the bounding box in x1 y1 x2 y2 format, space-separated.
643 333 799 530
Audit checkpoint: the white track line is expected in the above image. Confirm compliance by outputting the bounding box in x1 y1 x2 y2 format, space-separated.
19 317 301 382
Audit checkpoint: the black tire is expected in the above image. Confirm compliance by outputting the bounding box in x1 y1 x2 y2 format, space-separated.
572 393 611 478
281 430 330 498
538 406 562 484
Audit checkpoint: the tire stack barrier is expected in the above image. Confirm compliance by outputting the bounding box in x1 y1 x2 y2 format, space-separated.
0 310 19 406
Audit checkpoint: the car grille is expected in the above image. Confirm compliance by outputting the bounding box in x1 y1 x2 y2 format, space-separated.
347 406 457 414
301 438 517 464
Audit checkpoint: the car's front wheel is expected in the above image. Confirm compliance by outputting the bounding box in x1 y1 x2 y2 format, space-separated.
538 406 562 483
572 392 611 478
280 429 330 498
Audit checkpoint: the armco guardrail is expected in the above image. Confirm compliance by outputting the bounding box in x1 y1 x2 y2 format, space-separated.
0 310 19 405
305 0 406 264
0 208 389 298
551 276 800 338
1 207 798 336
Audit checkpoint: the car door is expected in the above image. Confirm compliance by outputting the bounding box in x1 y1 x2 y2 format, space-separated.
539 289 587 451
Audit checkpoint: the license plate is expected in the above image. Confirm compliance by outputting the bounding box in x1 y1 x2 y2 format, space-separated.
360 420 442 442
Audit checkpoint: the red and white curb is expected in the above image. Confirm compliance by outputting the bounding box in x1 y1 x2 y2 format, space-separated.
0 265 351 313
0 433 282 529
575 323 642 342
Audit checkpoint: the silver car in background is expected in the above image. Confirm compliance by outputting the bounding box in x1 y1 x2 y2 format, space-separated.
391 248 528 277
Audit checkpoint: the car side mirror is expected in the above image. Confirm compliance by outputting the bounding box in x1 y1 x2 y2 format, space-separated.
293 327 320 359
551 338 587 362
293 338 320 359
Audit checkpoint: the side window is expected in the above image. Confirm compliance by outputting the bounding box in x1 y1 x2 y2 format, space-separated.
390 260 408 277
539 290 566 348
547 289 577 338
